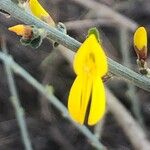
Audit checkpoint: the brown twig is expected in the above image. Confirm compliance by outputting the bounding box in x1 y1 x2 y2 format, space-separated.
65 18 116 30
69 0 138 31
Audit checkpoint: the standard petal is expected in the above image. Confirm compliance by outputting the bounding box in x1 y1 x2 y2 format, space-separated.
90 36 108 77
73 35 93 75
73 34 108 77
68 76 82 124
88 77 106 125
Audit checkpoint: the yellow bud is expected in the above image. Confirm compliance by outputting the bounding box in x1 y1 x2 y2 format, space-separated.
8 25 32 38
134 27 147 50
133 27 147 60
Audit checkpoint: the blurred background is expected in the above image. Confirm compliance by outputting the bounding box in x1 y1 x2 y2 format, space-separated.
0 0 150 149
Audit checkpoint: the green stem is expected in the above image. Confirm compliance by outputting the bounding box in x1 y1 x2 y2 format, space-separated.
0 0 150 92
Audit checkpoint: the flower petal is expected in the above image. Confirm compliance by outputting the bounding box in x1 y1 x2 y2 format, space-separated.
90 39 108 77
68 76 82 124
79 74 93 124
29 0 49 18
68 74 92 124
88 77 106 125
73 34 108 77
29 0 55 26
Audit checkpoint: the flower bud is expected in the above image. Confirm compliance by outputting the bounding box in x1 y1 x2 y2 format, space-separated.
8 25 47 48
133 27 147 60
8 25 32 38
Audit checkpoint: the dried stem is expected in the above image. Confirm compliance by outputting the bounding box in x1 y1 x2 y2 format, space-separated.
1 38 33 150
0 52 105 150
65 18 116 30
106 88 150 150
69 0 138 31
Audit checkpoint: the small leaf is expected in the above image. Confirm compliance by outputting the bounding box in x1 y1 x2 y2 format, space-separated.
88 27 101 43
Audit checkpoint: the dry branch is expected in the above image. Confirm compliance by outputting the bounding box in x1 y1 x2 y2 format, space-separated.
106 88 150 150
65 18 116 30
69 0 138 31
0 52 105 150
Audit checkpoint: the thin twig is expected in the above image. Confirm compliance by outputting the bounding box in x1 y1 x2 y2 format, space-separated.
94 119 105 140
106 88 150 150
65 18 116 30
0 0 149 92
0 52 105 150
0 39 33 150
69 0 138 31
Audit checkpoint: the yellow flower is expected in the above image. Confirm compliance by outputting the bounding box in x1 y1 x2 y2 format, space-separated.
8 24 32 38
29 0 55 26
133 27 147 60
68 33 108 126
134 27 147 50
